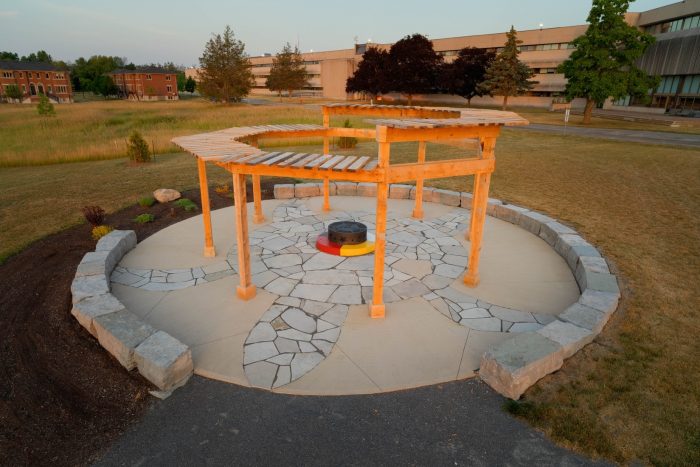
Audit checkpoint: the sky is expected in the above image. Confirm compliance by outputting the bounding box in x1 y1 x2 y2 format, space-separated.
0 0 678 66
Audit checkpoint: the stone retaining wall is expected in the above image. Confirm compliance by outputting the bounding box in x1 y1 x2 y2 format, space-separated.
273 182 620 399
71 230 193 393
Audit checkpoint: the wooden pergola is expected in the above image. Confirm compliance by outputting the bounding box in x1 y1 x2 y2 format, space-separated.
172 104 528 318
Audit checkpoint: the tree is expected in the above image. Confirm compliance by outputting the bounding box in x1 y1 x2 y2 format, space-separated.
93 75 119 98
72 55 125 94
0 51 19 60
4 84 23 101
198 26 254 103
440 47 495 106
185 76 197 93
388 34 443 106
37 94 55 117
346 47 391 99
21 50 53 63
266 43 309 100
176 72 186 92
559 0 657 124
479 26 537 110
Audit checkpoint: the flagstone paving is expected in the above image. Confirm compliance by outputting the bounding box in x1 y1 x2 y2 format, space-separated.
112 199 570 389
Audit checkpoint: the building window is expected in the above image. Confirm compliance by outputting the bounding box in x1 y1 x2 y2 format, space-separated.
48 85 52 93
657 76 681 94
2 71 12 78
22 84 26 92
681 75 700 95
146 74 152 80
166 75 171 80
35 73 40 78
167 85 173 92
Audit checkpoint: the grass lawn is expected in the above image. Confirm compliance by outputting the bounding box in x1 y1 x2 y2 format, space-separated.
0 101 698 465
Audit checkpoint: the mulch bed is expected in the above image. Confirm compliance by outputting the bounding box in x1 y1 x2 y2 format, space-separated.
0 180 289 466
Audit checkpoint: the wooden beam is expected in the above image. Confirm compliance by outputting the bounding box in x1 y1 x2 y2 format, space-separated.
197 158 216 257
412 141 427 219
323 178 331 211
385 158 495 183
370 141 391 319
464 137 496 287
323 105 460 119
225 162 384 182
252 174 265 224
378 125 501 143
232 172 256 300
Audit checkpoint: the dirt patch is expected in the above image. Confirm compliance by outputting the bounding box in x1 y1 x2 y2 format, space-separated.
0 180 289 466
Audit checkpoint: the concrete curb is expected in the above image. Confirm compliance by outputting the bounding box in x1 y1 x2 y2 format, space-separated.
71 230 193 392
272 183 620 399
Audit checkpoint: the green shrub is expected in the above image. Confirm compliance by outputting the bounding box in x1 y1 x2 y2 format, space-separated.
174 198 198 212
134 213 155 224
37 94 55 116
337 119 358 149
82 205 106 226
138 196 156 207
126 131 151 163
91 225 113 240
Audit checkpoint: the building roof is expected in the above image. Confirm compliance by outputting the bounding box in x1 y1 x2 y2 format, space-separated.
110 67 175 75
0 60 60 71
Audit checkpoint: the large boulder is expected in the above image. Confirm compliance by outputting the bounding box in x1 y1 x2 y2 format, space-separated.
153 188 181 203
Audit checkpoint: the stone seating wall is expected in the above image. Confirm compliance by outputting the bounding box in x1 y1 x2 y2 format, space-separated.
70 230 193 393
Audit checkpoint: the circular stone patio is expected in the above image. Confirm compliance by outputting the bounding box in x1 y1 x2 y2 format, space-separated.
111 196 579 395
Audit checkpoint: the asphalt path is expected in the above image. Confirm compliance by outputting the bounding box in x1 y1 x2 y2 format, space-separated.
96 377 608 466
512 123 700 148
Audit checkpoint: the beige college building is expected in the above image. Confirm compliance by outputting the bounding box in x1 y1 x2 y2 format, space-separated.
187 0 700 111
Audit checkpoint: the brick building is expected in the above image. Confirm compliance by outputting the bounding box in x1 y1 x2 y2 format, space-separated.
0 61 73 103
109 67 179 101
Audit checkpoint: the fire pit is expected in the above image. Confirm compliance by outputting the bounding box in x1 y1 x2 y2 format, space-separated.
316 221 375 256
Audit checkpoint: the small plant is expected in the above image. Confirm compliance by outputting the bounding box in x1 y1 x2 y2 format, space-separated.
126 131 151 163
214 184 230 194
36 94 56 117
91 225 114 240
174 198 198 212
134 213 155 224
337 119 358 149
138 196 156 207
82 205 106 227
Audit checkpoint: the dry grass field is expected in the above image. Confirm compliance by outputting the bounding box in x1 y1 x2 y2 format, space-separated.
0 100 698 465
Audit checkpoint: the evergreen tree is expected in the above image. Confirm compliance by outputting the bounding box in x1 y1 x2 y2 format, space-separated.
185 76 197 93
198 26 254 103
36 93 55 116
266 43 309 99
388 34 443 106
479 26 536 110
559 0 657 124
440 47 495 106
346 47 391 99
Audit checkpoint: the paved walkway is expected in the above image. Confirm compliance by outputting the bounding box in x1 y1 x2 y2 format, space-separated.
513 123 700 148
95 376 608 466
112 197 578 394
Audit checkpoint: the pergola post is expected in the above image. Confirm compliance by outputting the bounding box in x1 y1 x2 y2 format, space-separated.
322 110 331 211
232 172 256 300
464 136 496 287
197 157 216 257
412 140 427 219
370 133 390 318
252 174 265 223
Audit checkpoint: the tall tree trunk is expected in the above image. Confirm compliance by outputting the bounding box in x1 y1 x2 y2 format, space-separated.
502 95 509 110
583 98 595 124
